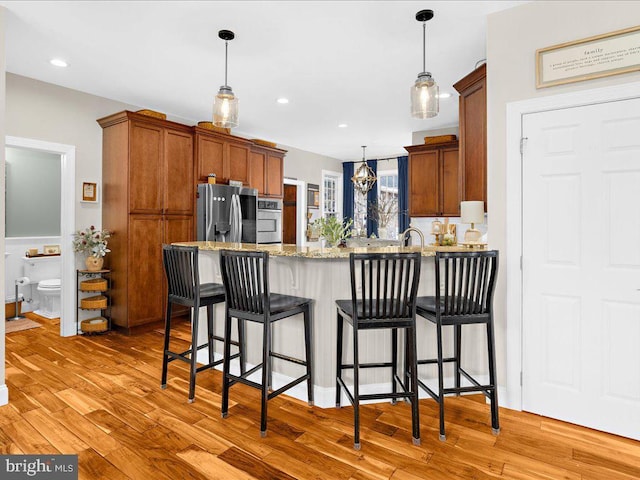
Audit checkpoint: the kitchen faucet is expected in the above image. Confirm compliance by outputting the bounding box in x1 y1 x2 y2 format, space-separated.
400 227 425 250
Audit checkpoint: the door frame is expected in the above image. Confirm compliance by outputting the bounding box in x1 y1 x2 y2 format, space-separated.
505 80 640 411
5 136 76 337
283 178 307 246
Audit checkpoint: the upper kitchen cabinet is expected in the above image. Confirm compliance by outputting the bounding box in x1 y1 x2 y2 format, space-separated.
194 127 251 185
454 63 487 210
249 143 286 198
100 111 194 215
405 141 461 217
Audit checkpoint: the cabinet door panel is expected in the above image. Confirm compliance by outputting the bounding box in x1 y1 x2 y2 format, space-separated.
249 151 266 195
165 129 194 215
266 154 284 197
409 151 438 216
441 148 462 217
229 143 250 185
130 122 163 213
462 82 487 206
128 215 164 326
197 135 225 183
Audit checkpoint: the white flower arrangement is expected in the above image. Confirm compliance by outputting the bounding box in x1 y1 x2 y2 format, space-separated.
72 225 111 258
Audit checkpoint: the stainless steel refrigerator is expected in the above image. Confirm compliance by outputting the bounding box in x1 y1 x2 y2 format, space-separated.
196 184 258 243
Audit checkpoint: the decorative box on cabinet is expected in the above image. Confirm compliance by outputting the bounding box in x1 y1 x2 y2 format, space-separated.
454 63 487 210
77 269 111 334
404 141 461 217
98 111 194 333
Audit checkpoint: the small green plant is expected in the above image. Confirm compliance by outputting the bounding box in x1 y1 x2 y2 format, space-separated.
313 216 353 246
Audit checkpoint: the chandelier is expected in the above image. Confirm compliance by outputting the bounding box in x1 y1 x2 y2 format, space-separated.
352 146 376 195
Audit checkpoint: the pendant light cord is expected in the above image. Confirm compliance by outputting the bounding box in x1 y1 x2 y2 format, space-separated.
224 40 229 87
422 21 426 73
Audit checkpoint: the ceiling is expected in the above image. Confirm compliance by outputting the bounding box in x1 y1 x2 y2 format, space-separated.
1 1 525 161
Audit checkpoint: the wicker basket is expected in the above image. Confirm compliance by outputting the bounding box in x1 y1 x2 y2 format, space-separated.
137 109 167 120
252 139 277 148
81 317 108 333
79 278 107 292
424 134 457 145
197 121 231 134
81 295 107 310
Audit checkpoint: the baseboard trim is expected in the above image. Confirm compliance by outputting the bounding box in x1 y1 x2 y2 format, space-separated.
0 384 8 406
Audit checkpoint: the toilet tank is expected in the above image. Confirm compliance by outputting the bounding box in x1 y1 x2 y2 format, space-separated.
23 256 62 283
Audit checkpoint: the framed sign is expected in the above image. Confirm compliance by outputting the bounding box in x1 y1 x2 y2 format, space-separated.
43 244 61 255
536 25 640 88
82 182 98 202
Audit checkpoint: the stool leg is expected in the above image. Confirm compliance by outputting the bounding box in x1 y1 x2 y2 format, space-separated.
352 325 361 450
335 310 343 408
260 318 271 437
207 304 215 367
221 310 233 419
238 318 246 376
487 317 500 434
391 328 398 404
454 324 462 394
408 323 421 446
304 304 314 406
161 301 173 388
436 320 446 441
188 306 200 403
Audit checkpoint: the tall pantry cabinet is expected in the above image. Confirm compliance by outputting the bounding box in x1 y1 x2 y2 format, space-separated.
98 111 194 333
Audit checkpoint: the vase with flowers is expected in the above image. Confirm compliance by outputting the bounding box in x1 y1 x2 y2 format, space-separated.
73 226 111 271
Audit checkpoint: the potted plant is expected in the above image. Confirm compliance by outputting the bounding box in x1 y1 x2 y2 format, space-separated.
312 216 353 247
73 225 111 271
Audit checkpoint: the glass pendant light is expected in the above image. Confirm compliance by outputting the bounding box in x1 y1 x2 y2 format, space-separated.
213 30 239 128
352 146 376 195
411 10 439 119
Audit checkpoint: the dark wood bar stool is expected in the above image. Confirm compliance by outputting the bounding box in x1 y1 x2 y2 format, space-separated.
161 245 244 403
416 250 499 440
219 249 314 437
336 252 422 449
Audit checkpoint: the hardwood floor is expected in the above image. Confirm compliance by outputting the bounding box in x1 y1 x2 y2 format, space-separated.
2 317 640 479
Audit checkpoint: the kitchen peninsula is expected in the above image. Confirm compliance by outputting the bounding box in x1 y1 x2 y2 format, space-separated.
175 241 485 408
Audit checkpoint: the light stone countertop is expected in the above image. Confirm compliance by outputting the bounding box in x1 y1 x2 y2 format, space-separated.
173 241 486 259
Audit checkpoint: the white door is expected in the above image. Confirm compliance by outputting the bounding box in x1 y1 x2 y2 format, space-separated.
522 97 640 440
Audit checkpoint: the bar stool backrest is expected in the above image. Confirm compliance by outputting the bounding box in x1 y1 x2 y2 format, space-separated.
350 252 421 324
435 251 498 318
220 250 268 315
163 245 200 305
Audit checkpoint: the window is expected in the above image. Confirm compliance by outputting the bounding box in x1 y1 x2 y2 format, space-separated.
321 170 341 219
376 170 399 239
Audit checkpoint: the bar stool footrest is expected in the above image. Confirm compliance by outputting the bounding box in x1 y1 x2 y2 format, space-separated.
268 373 310 400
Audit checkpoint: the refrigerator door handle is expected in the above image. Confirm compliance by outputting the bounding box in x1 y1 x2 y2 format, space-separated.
236 195 243 243
230 193 239 243
205 185 214 241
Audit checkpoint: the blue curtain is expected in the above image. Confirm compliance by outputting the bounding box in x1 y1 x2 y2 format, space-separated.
342 162 354 228
398 155 410 235
366 160 378 237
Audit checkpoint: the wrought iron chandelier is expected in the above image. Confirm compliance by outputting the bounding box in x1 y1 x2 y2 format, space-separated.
352 146 376 195
213 29 239 128
410 10 439 119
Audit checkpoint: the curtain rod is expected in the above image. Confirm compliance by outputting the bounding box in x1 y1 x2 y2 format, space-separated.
344 155 405 164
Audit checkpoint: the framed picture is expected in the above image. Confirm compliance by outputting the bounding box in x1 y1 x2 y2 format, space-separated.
82 182 98 202
43 244 61 255
307 184 319 209
536 25 640 88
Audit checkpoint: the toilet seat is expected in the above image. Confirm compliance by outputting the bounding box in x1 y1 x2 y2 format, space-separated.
38 279 61 290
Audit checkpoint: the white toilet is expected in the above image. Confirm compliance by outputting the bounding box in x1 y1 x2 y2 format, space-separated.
23 256 61 319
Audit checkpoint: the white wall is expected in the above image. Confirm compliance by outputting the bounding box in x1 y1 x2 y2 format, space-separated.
411 125 459 146
0 5 8 406
487 1 640 389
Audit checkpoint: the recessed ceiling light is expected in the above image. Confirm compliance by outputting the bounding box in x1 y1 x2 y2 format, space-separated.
338 123 348 128
277 98 289 104
438 92 452 99
50 58 68 67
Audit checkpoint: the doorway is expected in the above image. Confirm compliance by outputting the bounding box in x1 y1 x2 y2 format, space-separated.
506 82 640 440
5 137 76 337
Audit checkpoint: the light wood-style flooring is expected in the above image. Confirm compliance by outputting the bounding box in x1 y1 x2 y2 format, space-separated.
2 316 640 479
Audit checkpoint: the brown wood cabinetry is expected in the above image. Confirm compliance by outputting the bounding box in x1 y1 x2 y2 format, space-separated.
405 141 461 217
194 127 251 185
454 63 487 210
98 111 194 333
249 145 286 198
